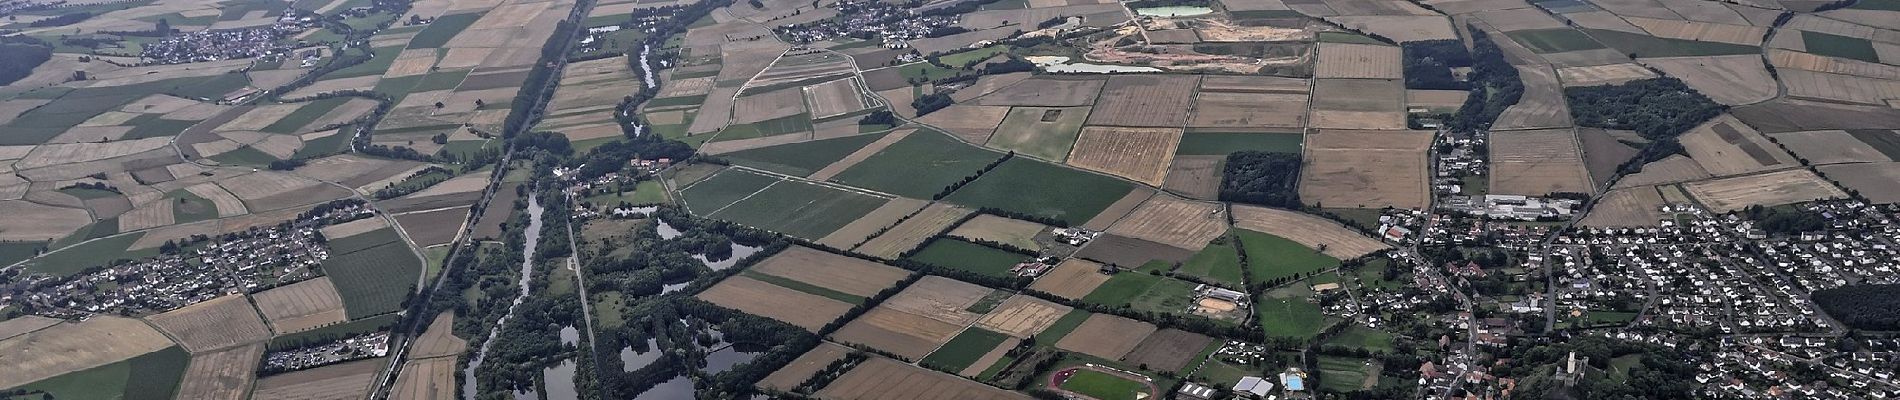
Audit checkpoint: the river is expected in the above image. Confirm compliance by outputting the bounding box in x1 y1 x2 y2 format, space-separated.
462 192 545 400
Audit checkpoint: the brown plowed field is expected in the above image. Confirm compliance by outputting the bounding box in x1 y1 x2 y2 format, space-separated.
1086 75 1199 127
974 295 1074 338
750 246 912 297
1682 169 1847 212
176 343 265 400
854 203 973 259
696 276 855 331
1119 329 1214 372
1029 259 1113 299
1066 126 1183 186
1164 155 1221 200
817 357 1033 399
1105 195 1226 251
251 277 349 334
1054 313 1157 360
1488 128 1594 196
394 207 469 247
758 342 852 391
1230 204 1390 259
146 294 273 352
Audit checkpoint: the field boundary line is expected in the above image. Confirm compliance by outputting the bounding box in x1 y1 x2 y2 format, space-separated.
729 164 897 199
703 179 781 216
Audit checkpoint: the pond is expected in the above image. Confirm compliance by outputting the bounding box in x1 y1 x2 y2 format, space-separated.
700 343 768 375
1025 55 1162 74
693 242 762 271
542 359 581 400
558 326 579 347
656 220 681 239
1134 5 1213 16
619 338 663 372
631 375 694 400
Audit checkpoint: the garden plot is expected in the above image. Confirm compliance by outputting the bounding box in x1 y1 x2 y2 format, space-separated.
1299 129 1432 209
1640 55 1778 105
175 343 264 400
1488 128 1594 196
1086 75 1199 127
1053 313 1157 360
145 294 273 353
251 277 349 334
1231 204 1389 258
1580 186 1667 227
1766 130 1895 165
751 246 911 297
1677 115 1799 176
1105 196 1226 251
1309 79 1406 130
0 316 176 389
1557 63 1658 86
804 77 868 118
1818 162 1900 203
1066 126 1183 186
1315 43 1403 79
854 203 972 259
1682 169 1847 212
972 77 1107 107
696 275 855 331
974 295 1073 338
1494 65 1570 130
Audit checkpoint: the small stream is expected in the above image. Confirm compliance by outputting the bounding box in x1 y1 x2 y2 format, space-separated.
463 193 546 400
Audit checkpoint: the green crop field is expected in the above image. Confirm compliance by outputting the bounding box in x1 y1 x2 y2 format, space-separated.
169 190 220 224
832 129 1005 198
937 46 1008 68
898 61 965 81
325 241 422 318
1236 229 1340 283
296 130 354 159
723 132 888 176
1126 276 1200 316
1082 272 1161 306
1802 31 1881 63
944 158 1135 226
1317 355 1372 392
407 12 483 48
10 346 188 400
209 145 281 166
679 169 779 213
921 327 1011 371
904 238 1029 277
1177 237 1243 287
1581 29 1760 57
708 180 888 239
1258 285 1332 339
21 233 148 277
1324 325 1395 353
987 107 1088 161
261 97 348 134
122 115 200 140
712 114 814 142
1059 369 1149 400
326 46 404 79
741 270 866 303
1036 309 1091 343
1505 28 1605 53
1176 132 1302 155
0 241 45 268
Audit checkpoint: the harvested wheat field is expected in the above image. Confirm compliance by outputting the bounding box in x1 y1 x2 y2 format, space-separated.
854 203 973 259
750 246 912 297
1613 155 1713 188
879 276 991 323
1120 329 1215 372
389 356 457 400
1165 155 1222 200
1818 162 1900 203
1488 128 1594 196
731 87 808 124
175 343 265 400
758 342 853 391
1310 78 1406 130
1083 188 1157 231
1557 63 1658 86
816 357 1032 400
948 214 1048 251
1683 169 1847 212
1778 69 1900 106
1030 259 1114 299
1495 65 1571 130
1678 115 1798 176
1105 196 1226 250
1580 187 1667 227
1316 43 1403 79
1768 130 1894 165
146 294 273 352
1626 17 1767 45
805 77 867 118
0 201 90 241
1054 313 1157 360
251 358 382 400
1231 204 1390 259
916 105 1010 144
217 171 321 202
410 313 468 360
0 316 60 341
1087 75 1199 127
1768 49 1900 80
1066 126 1183 186
974 295 1073 338
1300 129 1432 209
1189 91 1308 128
320 216 390 240
973 77 1106 107
118 199 177 232
251 277 349 334
0 316 176 389
815 197 929 249
830 306 968 360
697 276 855 331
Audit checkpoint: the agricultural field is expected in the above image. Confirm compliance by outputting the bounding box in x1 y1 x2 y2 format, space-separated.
1640 55 1779 106
696 275 855 331
1086 75 1200 127
1677 115 1799 176
830 129 1005 199
986 107 1090 161
1066 126 1183 186
250 277 351 334
854 203 973 259
0 316 177 390
832 276 991 359
1231 205 1389 259
1817 162 1900 203
948 214 1050 251
1299 129 1433 210
1053 313 1157 360
174 343 264 400
1119 329 1216 372
1104 196 1226 251
905 238 1033 277
1581 186 1669 227
250 358 383 400
748 246 912 297
1309 79 1406 130
705 178 892 239
1030 258 1116 299
945 157 1137 226
815 197 928 249
1682 169 1848 212
321 232 423 318
144 294 272 353
1488 128 1594 196
1316 43 1403 79
816 357 1032 399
